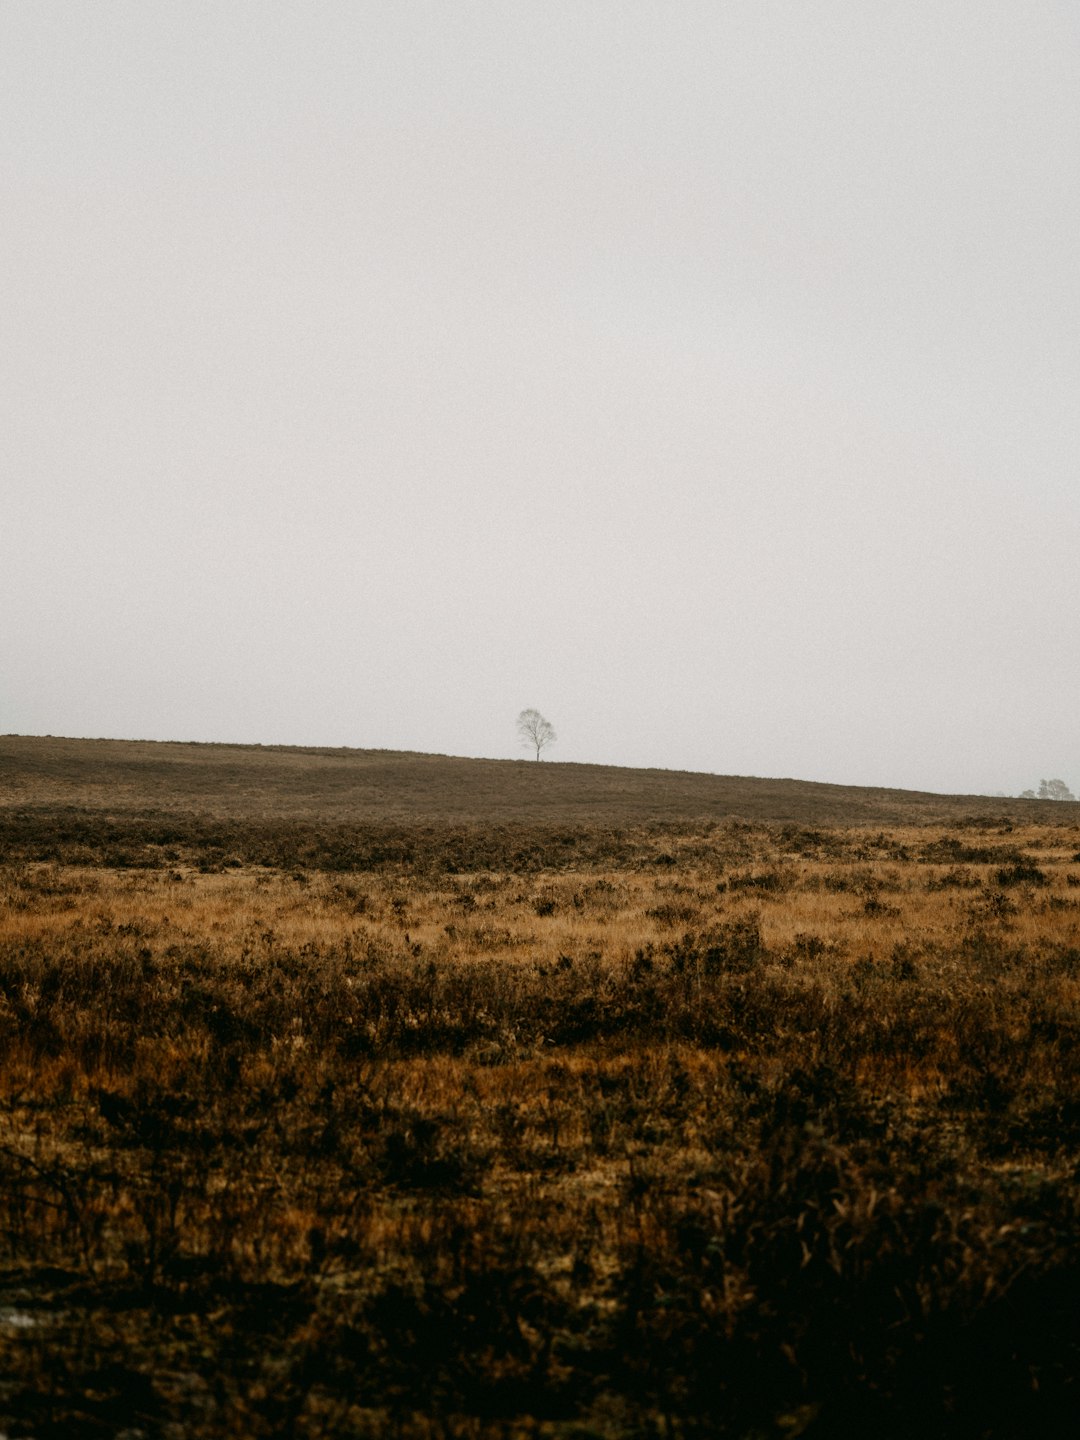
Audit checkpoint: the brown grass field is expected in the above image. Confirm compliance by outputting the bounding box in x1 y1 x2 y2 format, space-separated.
1 735 1079 1437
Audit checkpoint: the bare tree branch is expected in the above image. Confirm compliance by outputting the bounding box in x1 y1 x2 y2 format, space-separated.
516 709 556 761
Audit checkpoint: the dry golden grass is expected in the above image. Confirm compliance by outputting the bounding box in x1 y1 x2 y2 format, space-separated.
2 741 1080 1436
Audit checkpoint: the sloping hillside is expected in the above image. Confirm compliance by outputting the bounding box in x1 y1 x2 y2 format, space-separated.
0 733 1067 827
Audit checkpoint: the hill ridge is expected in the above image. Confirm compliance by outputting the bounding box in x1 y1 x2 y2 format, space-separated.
2 733 1074 828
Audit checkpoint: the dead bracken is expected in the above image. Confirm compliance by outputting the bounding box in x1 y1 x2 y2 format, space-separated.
0 737 1079 1436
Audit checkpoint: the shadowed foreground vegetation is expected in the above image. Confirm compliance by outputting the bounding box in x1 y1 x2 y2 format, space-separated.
1 738 1080 1436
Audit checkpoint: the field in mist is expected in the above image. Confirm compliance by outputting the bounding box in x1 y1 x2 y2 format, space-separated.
1 736 1079 1437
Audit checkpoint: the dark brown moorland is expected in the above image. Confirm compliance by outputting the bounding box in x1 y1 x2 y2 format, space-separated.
1 734 1079 1438
1 732 1068 826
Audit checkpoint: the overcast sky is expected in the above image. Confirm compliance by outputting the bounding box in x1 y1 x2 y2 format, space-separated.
3 2 1078 795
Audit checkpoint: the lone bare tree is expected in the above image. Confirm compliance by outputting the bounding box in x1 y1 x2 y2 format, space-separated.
517 708 556 761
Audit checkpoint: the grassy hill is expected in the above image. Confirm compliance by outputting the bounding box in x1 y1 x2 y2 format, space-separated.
3 732 1080 1435
0 733 1066 827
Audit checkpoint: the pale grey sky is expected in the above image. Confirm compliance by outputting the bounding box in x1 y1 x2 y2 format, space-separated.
3 2 1078 795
